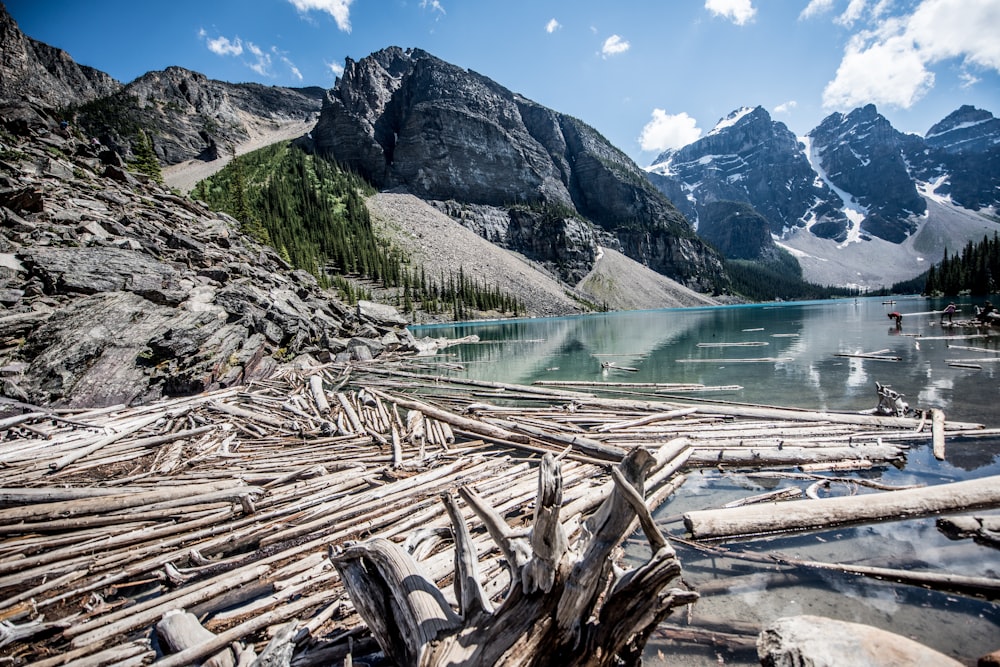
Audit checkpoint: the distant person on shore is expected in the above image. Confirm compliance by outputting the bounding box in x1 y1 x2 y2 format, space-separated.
888 311 902 329
977 301 997 324
942 302 957 324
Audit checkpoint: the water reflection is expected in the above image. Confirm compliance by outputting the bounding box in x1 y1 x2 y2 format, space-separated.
412 297 1000 665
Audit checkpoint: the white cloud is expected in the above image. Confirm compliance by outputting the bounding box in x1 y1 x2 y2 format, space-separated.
799 0 835 20
288 0 353 32
823 0 1000 111
704 0 757 25
774 100 798 114
601 34 630 58
639 109 702 152
960 70 981 88
247 42 272 77
207 35 243 57
327 60 345 78
275 49 303 81
421 0 446 15
545 18 561 33
835 0 868 27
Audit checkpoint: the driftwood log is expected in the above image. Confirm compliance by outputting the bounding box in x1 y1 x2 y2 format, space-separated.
331 447 698 667
684 474 1000 540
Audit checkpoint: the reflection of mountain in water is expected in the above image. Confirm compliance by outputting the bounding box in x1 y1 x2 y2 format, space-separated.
417 310 714 386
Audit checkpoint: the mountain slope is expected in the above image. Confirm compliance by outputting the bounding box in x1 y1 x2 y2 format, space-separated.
649 103 1000 289
0 3 120 107
367 192 717 317
313 47 727 294
75 66 324 167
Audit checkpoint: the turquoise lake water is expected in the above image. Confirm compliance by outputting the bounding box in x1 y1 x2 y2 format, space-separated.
410 296 1000 665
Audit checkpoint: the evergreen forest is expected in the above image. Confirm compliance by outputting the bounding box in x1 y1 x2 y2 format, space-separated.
192 142 523 320
922 232 1000 296
723 252 864 301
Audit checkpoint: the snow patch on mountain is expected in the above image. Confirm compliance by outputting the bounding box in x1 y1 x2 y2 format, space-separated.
709 107 754 136
800 135 867 246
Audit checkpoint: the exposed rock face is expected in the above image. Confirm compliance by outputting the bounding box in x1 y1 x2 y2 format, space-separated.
648 107 847 239
0 4 120 108
648 103 1000 255
697 201 777 260
77 67 324 166
314 47 726 292
909 105 1000 211
757 615 963 667
0 107 414 408
808 104 926 242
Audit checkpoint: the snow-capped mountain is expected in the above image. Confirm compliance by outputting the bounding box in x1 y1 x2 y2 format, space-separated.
647 104 1000 288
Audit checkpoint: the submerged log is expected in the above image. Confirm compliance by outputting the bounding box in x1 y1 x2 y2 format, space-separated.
331 446 698 667
684 475 1000 540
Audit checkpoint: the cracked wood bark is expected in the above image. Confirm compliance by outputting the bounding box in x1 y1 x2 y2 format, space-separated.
332 446 697 667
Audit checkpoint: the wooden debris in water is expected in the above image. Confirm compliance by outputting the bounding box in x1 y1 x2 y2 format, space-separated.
0 361 993 665
696 341 769 347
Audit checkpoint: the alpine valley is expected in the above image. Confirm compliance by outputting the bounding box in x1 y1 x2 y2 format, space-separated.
1 1 999 408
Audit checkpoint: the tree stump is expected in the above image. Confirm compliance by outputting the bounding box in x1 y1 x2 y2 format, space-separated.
331 447 697 666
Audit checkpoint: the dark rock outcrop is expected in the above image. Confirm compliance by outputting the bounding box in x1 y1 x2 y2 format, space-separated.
0 108 413 408
697 201 776 260
314 47 726 293
0 4 120 108
648 107 848 239
808 104 926 241
76 67 325 166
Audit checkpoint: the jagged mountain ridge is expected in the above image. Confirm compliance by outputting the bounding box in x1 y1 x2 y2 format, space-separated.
648 103 1000 287
81 66 325 165
0 4 120 108
313 47 727 293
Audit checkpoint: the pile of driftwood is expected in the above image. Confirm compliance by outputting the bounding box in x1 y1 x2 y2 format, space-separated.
1 360 998 666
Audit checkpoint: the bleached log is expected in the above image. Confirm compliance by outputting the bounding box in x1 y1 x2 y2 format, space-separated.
332 447 697 667
684 474 1000 540
156 610 235 667
932 408 946 460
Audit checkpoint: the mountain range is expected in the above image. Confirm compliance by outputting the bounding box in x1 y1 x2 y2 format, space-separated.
3 0 999 302
647 104 1000 289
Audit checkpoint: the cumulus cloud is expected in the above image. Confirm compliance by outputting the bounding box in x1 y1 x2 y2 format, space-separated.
546 18 561 33
704 0 757 25
639 109 702 152
327 60 345 78
601 34 630 58
799 0 835 20
206 35 243 57
288 0 353 32
835 0 868 27
823 0 1000 111
774 100 798 114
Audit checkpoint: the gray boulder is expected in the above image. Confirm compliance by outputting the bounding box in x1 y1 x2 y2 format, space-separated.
758 615 963 667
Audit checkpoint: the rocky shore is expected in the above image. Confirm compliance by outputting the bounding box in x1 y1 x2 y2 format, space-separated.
0 104 416 409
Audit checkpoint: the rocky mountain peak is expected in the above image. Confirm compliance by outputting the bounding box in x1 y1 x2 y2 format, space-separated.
808 103 926 242
647 105 848 240
0 3 120 108
314 46 726 293
924 105 1000 154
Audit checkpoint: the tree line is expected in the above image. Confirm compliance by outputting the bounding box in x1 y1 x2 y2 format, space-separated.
922 232 1000 296
192 142 523 319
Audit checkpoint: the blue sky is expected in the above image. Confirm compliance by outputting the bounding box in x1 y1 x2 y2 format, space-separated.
7 0 1000 164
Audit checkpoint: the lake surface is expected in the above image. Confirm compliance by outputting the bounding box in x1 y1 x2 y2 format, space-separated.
411 296 1000 665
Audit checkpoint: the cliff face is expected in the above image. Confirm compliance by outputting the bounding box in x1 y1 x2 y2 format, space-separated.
78 67 325 166
0 4 120 107
314 47 726 292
